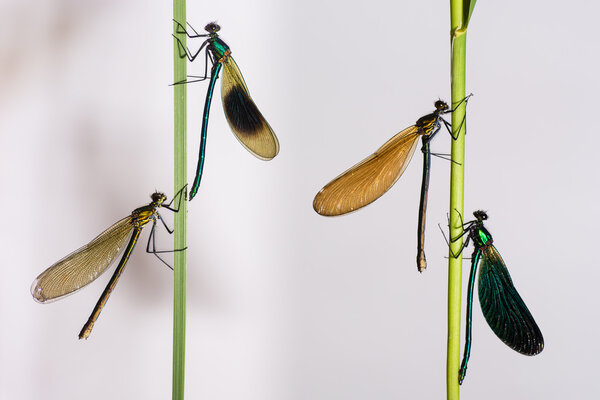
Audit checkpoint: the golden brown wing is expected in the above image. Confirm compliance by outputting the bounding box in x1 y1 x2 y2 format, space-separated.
31 216 134 303
221 56 279 160
313 126 422 216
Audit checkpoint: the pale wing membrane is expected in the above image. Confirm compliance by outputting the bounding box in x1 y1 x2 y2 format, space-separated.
31 217 134 303
478 245 544 355
313 126 421 216
221 56 279 160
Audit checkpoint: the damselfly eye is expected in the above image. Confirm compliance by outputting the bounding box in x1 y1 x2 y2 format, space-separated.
205 22 220 33
435 100 448 110
151 192 166 203
473 210 488 221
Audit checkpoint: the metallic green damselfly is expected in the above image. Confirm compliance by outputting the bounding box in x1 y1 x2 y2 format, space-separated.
445 210 544 383
173 21 279 201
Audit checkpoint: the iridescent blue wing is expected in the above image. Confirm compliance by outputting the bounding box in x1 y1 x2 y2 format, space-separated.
478 245 544 355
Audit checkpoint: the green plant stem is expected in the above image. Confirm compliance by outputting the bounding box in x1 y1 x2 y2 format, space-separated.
448 1 467 399
173 0 187 399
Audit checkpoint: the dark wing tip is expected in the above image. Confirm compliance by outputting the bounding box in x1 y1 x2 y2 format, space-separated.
223 85 266 135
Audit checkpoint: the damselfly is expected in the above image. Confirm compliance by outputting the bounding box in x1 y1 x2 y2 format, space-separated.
313 96 470 271
31 188 186 339
443 210 544 383
173 21 279 200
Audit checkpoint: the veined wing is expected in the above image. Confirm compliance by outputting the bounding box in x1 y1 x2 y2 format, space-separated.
478 245 544 355
221 56 279 160
31 216 134 303
313 126 421 216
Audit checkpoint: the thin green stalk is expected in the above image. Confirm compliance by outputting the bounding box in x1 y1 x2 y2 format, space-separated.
447 0 470 398
173 1 187 399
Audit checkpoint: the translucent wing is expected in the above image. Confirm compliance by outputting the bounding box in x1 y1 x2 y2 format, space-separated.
478 245 544 355
313 126 421 216
31 217 134 303
221 56 279 160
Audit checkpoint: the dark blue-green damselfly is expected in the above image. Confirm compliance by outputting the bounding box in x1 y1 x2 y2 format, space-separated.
443 210 544 384
173 21 279 201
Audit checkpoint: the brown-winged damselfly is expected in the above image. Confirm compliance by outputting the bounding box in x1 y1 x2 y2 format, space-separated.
313 96 471 272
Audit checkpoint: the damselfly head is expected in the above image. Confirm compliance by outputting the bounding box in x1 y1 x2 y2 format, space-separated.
473 210 488 221
151 192 167 204
205 22 220 33
434 100 449 112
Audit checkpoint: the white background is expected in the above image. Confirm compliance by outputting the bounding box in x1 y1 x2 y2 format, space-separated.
1 0 598 399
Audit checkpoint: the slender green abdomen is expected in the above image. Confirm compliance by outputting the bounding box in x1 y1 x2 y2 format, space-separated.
190 63 223 200
459 248 482 383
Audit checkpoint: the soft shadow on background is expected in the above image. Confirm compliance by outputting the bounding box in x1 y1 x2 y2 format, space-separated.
1 1 599 399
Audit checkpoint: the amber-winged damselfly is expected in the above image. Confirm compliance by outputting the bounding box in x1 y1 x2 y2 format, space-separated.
313 96 471 272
